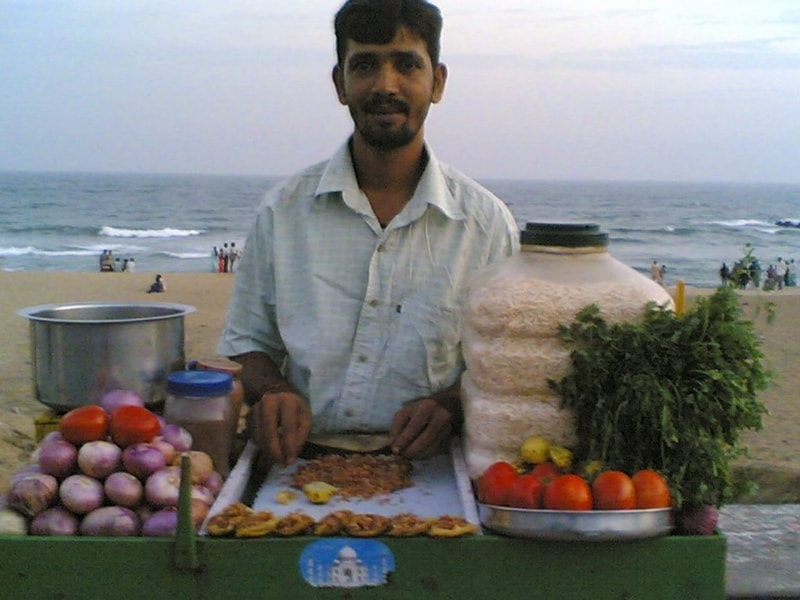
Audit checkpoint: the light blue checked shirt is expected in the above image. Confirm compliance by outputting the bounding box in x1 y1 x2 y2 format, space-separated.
217 141 519 434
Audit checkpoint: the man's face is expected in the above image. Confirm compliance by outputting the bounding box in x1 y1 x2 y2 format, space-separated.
333 27 446 151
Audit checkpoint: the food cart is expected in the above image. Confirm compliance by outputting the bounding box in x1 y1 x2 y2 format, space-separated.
0 445 727 599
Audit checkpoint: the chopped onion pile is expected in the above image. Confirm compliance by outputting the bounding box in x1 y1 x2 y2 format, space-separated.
1 397 222 537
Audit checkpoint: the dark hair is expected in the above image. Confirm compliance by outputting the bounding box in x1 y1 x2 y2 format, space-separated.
334 0 443 67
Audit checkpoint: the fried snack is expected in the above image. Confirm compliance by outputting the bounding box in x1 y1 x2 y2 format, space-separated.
344 513 391 538
292 454 413 500
205 502 254 537
235 511 280 538
387 513 433 537
313 510 354 537
275 512 316 537
428 515 478 538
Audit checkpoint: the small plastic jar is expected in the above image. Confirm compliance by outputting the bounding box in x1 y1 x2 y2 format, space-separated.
192 357 245 442
164 370 235 477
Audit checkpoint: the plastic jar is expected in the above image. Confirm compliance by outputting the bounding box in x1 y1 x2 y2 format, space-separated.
164 370 235 478
461 223 674 479
192 357 244 443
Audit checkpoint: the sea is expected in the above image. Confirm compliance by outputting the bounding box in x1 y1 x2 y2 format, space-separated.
1 171 799 288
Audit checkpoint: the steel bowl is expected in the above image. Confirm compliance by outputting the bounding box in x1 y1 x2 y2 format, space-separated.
478 503 674 541
18 302 196 412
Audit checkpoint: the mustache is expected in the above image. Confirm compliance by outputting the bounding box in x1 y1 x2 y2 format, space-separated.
363 96 409 114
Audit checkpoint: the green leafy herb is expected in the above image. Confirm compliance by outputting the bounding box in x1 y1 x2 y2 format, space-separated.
549 285 771 508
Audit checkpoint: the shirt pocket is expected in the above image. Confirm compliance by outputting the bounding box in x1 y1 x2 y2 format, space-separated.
387 296 463 393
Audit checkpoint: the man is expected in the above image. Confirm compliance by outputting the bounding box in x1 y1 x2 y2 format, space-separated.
217 0 519 466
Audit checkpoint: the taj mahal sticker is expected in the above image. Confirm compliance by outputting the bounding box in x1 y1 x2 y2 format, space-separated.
299 539 396 588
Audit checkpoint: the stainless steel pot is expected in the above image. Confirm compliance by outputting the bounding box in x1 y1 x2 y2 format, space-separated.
18 302 196 413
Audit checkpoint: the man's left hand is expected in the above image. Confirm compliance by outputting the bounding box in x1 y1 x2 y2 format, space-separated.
389 398 453 459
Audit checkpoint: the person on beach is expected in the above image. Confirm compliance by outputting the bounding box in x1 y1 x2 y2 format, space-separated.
650 260 663 285
146 274 165 293
217 0 519 466
228 242 240 272
212 247 219 272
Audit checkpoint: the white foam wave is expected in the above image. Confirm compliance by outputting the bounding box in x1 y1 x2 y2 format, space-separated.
710 219 774 228
0 246 99 257
162 252 209 259
99 225 202 238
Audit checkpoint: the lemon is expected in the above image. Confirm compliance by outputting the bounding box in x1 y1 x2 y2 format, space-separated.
580 460 605 481
520 436 550 464
302 481 338 504
548 445 574 471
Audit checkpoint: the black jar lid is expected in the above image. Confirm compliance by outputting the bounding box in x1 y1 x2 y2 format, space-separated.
520 222 609 248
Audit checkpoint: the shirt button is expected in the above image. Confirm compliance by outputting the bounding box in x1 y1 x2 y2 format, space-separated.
376 244 385 253
368 299 379 308
358 354 368 363
345 409 355 417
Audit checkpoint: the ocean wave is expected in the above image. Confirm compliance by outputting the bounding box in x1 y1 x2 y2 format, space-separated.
0 245 101 258
776 219 800 228
710 219 775 228
99 225 203 238
157 251 210 259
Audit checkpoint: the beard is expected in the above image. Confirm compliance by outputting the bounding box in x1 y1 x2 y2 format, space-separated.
349 95 429 151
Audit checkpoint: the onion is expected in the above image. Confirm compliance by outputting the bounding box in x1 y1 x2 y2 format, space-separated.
150 436 177 464
104 472 144 507
7 473 58 517
203 471 223 496
59 474 104 515
99 389 145 414
0 508 29 535
144 467 181 507
191 498 210 529
191 485 215 507
142 508 178 537
77 440 122 479
80 506 140 536
122 443 167 480
173 451 214 484
160 424 193 452
676 504 719 535
29 507 80 536
38 431 64 446
37 440 78 479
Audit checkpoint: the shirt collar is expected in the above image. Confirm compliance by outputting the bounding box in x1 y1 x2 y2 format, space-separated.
315 139 466 222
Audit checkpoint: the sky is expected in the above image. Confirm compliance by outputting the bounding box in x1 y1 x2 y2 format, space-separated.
2 0 799 182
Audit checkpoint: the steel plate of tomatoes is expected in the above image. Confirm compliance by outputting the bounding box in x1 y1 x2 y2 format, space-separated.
109 405 161 447
59 405 109 445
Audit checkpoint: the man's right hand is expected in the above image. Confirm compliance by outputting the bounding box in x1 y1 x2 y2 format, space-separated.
247 391 311 466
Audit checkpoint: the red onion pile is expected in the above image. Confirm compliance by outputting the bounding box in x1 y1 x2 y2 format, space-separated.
1 395 223 537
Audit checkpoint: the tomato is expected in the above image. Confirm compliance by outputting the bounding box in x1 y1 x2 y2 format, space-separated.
543 474 593 511
632 469 672 509
477 461 518 506
109 405 161 447
507 474 544 509
591 470 636 510
58 405 109 445
530 461 560 484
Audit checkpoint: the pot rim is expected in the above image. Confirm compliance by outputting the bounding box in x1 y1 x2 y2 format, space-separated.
17 301 196 324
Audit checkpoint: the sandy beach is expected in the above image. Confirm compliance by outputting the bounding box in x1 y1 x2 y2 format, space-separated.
1 272 798 502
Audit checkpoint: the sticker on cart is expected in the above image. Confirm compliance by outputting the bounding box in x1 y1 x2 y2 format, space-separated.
299 539 395 589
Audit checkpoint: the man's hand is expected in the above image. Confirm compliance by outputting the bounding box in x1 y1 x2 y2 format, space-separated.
247 391 311 466
389 397 453 459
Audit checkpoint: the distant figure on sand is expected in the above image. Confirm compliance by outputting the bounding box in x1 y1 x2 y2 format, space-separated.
719 262 730 285
100 250 115 272
212 247 219 272
229 242 240 272
146 274 165 293
650 260 664 286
